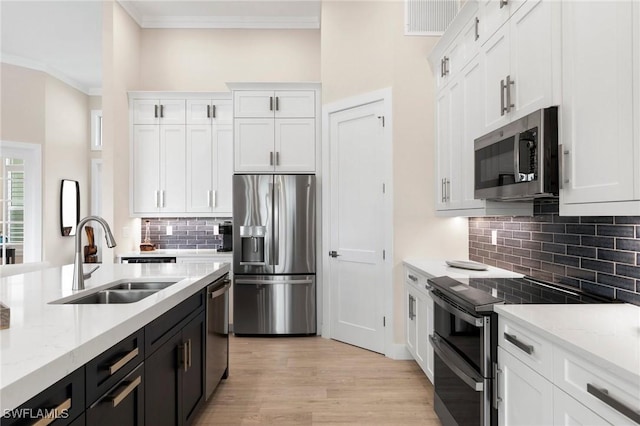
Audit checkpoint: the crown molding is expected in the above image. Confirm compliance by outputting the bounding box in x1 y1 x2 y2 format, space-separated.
0 53 99 96
116 1 319 29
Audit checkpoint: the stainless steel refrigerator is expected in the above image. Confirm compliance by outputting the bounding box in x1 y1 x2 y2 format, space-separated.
232 174 316 335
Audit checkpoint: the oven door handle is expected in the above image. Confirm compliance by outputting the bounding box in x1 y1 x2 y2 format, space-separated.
430 334 484 392
429 289 484 327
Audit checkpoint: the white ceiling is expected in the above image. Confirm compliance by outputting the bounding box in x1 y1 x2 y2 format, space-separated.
0 1 321 95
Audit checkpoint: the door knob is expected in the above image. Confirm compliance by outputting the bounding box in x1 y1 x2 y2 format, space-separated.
329 251 340 258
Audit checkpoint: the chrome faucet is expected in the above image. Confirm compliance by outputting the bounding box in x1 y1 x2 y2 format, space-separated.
73 216 117 290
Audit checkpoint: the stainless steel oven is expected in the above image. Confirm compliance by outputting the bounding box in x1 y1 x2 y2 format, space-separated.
429 278 498 426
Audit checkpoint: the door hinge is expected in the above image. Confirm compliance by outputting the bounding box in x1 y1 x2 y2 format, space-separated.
377 115 385 127
383 316 386 327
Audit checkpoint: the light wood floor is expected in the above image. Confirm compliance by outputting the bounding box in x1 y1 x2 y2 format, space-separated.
194 335 441 425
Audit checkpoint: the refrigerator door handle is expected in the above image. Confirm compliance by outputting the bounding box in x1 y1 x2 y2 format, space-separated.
272 180 280 266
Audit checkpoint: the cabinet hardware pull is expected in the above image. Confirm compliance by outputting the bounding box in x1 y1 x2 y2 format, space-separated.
269 96 274 111
181 342 189 372
212 104 216 118
207 105 211 118
500 0 508 8
160 104 164 118
501 79 507 116
443 56 450 76
561 146 570 186
440 59 445 77
187 338 192 369
154 104 158 118
155 190 160 208
275 152 280 166
111 376 142 408
32 398 72 426
270 151 274 166
504 332 534 354
160 190 165 208
587 383 640 424
408 274 418 282
475 17 479 40
275 97 279 111
109 347 139 375
446 179 451 202
506 75 515 113
493 363 502 409
211 190 216 208
408 295 413 319
207 190 212 207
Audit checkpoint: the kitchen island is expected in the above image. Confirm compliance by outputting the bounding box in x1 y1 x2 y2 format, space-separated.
0 262 229 413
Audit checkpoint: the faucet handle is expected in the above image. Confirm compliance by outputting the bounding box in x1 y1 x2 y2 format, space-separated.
83 265 100 280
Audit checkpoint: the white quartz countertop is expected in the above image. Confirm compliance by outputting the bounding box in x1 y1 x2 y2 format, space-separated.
495 304 640 382
0 262 230 411
118 249 232 258
403 258 524 279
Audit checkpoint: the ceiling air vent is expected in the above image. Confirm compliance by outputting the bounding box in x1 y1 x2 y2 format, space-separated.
405 0 459 36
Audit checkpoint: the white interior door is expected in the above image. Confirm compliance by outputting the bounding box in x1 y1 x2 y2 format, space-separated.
328 100 386 354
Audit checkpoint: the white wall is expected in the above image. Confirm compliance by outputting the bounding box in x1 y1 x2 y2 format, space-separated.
138 28 320 90
1 63 91 266
321 1 468 344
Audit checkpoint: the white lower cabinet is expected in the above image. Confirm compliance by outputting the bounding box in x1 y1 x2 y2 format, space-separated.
404 266 434 383
497 346 554 426
498 316 639 426
553 387 610 426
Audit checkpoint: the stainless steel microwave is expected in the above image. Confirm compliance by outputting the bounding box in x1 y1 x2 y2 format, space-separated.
474 107 559 200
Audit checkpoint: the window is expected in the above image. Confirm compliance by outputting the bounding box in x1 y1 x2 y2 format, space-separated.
91 109 103 151
0 141 42 264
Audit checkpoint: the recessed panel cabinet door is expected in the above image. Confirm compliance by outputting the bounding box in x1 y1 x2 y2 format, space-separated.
234 91 274 118
435 89 451 211
274 91 315 118
234 118 275 172
186 125 213 213
145 332 182 426
274 119 315 172
213 125 233 214
181 313 205 425
132 125 160 214
561 1 635 204
482 24 510 132
160 125 186 213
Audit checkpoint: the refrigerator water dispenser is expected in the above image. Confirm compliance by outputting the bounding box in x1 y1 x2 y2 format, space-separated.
239 225 266 264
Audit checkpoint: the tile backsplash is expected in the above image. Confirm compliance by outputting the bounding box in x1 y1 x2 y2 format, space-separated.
469 200 640 306
141 218 230 250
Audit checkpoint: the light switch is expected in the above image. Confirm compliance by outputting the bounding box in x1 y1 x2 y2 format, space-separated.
166 225 173 235
213 225 220 234
491 229 498 245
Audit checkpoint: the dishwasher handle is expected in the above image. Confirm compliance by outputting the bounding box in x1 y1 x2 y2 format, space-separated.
209 279 231 299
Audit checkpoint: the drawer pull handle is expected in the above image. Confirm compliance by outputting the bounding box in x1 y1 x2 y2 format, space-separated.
32 398 72 426
504 332 534 355
109 347 139 375
587 383 640 424
408 274 418 282
111 376 142 408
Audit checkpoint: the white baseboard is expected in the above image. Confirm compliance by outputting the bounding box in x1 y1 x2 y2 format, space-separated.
387 343 413 360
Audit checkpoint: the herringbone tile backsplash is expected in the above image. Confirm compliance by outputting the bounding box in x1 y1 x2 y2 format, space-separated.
469 200 640 305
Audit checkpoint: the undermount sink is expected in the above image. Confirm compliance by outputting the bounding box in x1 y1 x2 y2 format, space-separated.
67 289 159 304
54 279 180 305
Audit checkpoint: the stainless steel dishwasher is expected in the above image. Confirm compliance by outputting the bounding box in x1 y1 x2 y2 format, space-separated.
206 273 231 399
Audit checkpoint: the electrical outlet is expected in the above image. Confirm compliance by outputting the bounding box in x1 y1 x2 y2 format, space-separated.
213 225 220 234
166 225 173 236
491 229 498 245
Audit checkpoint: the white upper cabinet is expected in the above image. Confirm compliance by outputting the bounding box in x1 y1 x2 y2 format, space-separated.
186 99 232 125
234 90 315 118
560 1 639 215
479 0 525 42
129 92 233 217
482 0 560 133
231 85 319 173
132 124 186 214
133 99 186 125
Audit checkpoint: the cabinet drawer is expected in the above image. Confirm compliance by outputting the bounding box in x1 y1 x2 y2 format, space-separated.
553 386 611 426
145 290 205 355
554 346 640 425
85 329 144 406
404 266 430 293
86 363 144 426
498 317 553 379
3 367 85 426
